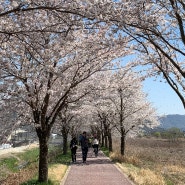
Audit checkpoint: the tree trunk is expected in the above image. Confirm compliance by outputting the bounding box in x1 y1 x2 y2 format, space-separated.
119 89 125 155
105 135 108 148
37 131 49 182
61 125 68 155
103 122 108 148
120 133 126 155
107 130 113 152
62 133 68 155
101 132 104 147
97 129 101 140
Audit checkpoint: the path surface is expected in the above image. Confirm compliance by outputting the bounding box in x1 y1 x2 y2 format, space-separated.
61 148 135 185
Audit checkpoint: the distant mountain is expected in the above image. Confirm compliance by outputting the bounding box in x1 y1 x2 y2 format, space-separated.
159 114 185 131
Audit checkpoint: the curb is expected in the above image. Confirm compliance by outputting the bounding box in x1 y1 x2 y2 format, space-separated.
115 163 136 185
60 166 71 185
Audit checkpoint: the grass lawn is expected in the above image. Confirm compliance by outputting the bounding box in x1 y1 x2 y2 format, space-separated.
0 145 71 185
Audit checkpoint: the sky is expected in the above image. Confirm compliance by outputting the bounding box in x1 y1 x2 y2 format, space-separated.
143 78 185 116
120 55 185 116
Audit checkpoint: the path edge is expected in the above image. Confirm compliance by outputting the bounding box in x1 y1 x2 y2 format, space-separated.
115 162 136 185
60 166 71 185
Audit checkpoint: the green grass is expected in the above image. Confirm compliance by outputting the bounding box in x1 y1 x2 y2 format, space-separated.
165 179 174 185
0 147 39 172
164 175 174 185
48 146 71 165
101 146 110 157
55 151 71 164
20 147 71 185
0 147 39 182
0 156 19 180
19 147 39 162
21 179 53 185
0 145 71 185
0 157 18 172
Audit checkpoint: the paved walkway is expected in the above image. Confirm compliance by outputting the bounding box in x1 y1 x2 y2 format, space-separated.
61 147 135 185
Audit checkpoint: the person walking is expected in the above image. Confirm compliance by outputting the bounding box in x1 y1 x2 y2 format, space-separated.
92 136 99 157
78 133 82 146
70 136 78 163
80 131 89 163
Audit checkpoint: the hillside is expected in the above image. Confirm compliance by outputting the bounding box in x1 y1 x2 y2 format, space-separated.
159 114 185 130
143 114 185 134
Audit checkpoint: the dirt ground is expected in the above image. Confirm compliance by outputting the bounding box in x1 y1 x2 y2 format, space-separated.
0 142 39 159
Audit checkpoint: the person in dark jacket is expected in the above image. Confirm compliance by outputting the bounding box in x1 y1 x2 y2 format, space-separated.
70 136 78 163
80 131 88 163
78 133 82 146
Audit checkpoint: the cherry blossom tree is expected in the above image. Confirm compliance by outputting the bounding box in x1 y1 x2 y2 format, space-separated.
134 0 185 111
76 71 115 150
0 20 130 182
84 67 160 155
0 2 125 181
1 0 181 181
56 104 73 155
110 69 159 155
54 101 85 155
97 0 185 113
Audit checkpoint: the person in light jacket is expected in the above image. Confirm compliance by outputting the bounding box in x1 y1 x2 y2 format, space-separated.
92 136 99 157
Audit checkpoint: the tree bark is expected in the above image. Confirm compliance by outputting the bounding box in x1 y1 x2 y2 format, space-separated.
107 129 113 152
105 135 108 148
61 125 68 155
101 132 104 147
37 130 50 182
120 133 126 155
119 88 125 155
103 122 108 148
